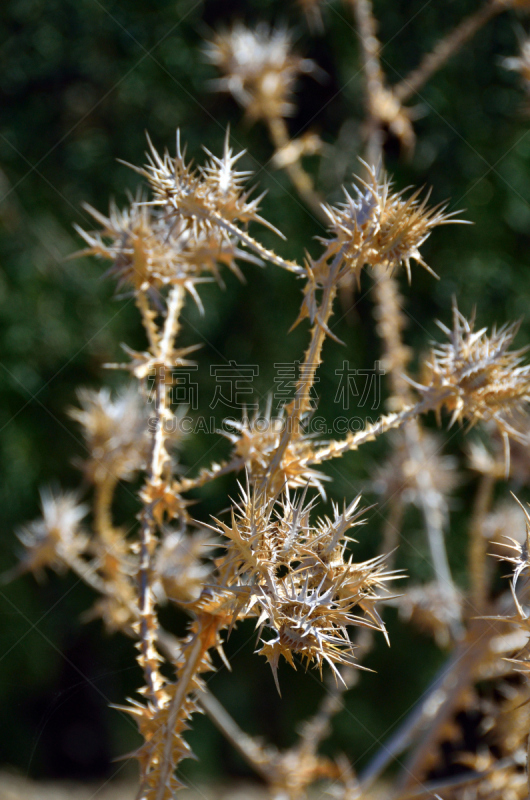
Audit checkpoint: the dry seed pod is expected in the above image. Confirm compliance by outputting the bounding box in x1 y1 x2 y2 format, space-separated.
417 305 530 448
70 386 150 484
212 483 397 690
317 163 462 286
205 22 316 121
16 488 88 577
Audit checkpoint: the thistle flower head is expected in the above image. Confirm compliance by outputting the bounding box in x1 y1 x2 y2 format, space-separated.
205 22 315 120
17 488 88 576
76 129 300 303
213 483 395 689
75 186 258 297
139 131 272 232
74 199 178 293
224 407 329 496
69 386 150 484
419 305 530 444
320 164 460 283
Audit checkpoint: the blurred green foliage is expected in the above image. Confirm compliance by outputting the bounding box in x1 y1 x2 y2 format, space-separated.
2 0 530 787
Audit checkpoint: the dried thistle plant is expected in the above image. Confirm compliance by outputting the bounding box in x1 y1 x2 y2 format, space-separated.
12 3 530 800
204 23 316 122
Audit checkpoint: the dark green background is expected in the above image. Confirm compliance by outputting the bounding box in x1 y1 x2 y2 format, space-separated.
1 0 529 787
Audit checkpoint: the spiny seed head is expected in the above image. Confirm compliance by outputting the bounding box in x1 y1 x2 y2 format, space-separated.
205 22 316 121
223 408 329 497
138 131 277 238
212 483 396 689
320 164 462 283
74 198 179 293
69 386 150 484
419 304 530 444
16 488 88 576
74 131 276 301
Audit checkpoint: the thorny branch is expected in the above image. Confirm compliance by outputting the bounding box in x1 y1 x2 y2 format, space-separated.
11 3 530 799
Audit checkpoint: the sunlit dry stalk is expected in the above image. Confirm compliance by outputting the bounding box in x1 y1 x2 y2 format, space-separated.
371 265 458 618
392 756 521 800
392 610 513 793
394 0 505 104
349 0 386 162
350 0 415 158
352 0 459 642
13 9 530 797
137 285 186 708
265 247 344 495
266 115 325 222
372 268 412 408
468 472 496 612
297 0 325 32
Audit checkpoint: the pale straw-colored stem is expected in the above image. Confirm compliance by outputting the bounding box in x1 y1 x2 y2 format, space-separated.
266 249 344 487
393 606 510 792
136 290 158 351
372 267 459 624
468 472 495 612
359 599 511 791
139 284 186 705
527 730 530 800
154 633 205 800
307 392 450 466
394 0 502 104
266 116 326 222
392 756 517 799
404 420 457 611
174 457 245 494
63 552 109 597
205 211 304 275
350 0 386 165
151 285 185 483
93 476 118 545
198 689 276 783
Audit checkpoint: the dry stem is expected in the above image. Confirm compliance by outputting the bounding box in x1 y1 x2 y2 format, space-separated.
350 0 386 164
468 473 496 612
266 116 325 222
394 0 503 104
138 285 186 705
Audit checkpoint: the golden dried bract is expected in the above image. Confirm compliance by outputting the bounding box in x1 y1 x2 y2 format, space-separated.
205 23 316 121
418 304 530 444
16 489 88 577
212 483 397 690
